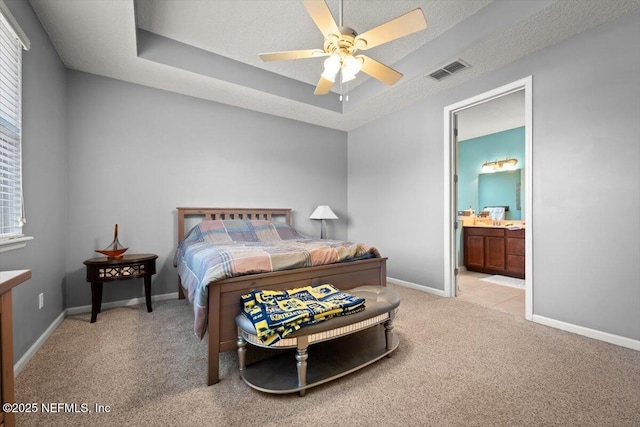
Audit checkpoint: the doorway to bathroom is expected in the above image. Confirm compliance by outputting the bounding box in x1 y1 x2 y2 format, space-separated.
443 77 533 320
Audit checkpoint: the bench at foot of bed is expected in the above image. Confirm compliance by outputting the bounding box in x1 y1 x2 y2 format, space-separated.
235 285 400 396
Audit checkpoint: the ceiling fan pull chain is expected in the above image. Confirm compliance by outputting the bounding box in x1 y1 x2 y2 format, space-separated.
342 81 349 102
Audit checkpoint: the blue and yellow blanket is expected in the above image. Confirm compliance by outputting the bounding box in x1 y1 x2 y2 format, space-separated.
241 284 365 345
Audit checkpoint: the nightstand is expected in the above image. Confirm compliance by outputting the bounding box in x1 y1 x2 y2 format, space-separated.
83 254 158 323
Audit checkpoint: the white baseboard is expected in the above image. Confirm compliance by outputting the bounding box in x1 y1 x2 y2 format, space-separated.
15 292 180 375
532 314 640 351
387 277 447 297
388 277 639 351
66 292 179 315
14 311 65 376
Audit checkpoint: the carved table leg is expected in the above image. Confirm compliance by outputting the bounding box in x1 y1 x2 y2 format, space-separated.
90 282 103 323
237 333 247 372
296 336 309 396
144 275 153 313
384 309 396 355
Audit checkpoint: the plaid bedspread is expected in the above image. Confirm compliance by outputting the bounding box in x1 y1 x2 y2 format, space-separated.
241 284 365 345
174 220 380 338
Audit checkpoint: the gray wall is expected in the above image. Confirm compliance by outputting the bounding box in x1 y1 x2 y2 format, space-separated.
65 71 348 307
348 12 640 341
0 0 67 360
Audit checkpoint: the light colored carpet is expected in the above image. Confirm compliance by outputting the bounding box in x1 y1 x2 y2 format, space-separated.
480 275 525 289
15 284 640 426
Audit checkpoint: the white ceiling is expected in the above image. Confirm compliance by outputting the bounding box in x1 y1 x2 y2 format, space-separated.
29 0 640 131
135 0 490 89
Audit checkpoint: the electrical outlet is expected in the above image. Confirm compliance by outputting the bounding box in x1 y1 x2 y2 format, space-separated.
38 293 44 309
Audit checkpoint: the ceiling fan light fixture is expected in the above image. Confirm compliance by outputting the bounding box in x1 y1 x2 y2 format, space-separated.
340 55 361 83
322 54 341 82
341 70 356 83
343 55 362 75
259 1 427 95
321 70 337 83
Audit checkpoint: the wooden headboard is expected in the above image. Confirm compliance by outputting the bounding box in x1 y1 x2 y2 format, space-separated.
176 207 292 241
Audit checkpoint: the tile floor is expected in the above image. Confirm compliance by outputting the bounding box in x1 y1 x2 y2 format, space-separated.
455 270 525 316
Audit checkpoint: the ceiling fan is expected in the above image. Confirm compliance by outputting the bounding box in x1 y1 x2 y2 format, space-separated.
259 0 427 95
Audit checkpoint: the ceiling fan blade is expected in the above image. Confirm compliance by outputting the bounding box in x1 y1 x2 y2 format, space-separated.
304 0 340 38
259 49 328 62
314 76 334 95
358 55 403 86
355 9 427 51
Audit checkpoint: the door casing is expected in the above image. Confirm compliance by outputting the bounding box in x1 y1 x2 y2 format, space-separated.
443 76 533 320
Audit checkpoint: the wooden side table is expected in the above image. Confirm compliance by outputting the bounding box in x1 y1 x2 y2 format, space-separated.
83 254 158 323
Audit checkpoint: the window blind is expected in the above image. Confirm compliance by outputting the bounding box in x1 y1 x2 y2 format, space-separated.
0 16 24 238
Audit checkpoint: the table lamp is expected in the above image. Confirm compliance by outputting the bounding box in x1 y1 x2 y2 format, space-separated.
309 205 338 239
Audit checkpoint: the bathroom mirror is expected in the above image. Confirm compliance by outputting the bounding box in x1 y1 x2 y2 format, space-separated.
478 169 523 220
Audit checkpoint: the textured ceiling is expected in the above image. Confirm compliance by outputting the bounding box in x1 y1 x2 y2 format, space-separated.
29 0 640 131
135 0 491 89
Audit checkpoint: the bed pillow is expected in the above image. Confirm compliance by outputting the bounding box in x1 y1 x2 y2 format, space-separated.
271 222 304 241
251 220 303 242
188 219 303 244
194 220 257 243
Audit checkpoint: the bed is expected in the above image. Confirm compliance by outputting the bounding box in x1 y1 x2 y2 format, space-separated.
175 207 387 385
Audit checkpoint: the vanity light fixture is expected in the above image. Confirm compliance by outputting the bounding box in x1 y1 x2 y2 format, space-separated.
481 158 518 173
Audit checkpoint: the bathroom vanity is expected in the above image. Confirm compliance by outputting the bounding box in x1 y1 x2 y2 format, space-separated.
463 226 525 279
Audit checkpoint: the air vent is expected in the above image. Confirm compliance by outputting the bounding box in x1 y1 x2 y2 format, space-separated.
429 68 451 81
427 59 470 81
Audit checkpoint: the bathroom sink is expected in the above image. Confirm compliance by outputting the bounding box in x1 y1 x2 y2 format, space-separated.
466 223 525 229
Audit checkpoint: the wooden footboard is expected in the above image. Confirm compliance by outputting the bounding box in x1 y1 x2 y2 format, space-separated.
175 207 387 385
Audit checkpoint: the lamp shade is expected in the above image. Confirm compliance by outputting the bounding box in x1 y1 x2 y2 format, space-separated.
309 205 338 220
